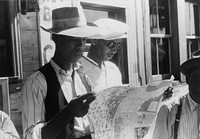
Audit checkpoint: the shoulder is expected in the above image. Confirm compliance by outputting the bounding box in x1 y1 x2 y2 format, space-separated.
22 71 47 95
78 56 98 73
0 111 9 119
104 61 119 70
104 61 121 73
105 61 117 66
25 71 46 85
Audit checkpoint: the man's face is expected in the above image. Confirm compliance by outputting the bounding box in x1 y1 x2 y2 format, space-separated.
56 35 86 63
188 69 200 104
96 39 123 61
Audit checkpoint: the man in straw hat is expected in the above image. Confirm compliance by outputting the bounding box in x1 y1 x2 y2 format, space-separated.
22 6 98 139
78 18 129 92
151 49 200 139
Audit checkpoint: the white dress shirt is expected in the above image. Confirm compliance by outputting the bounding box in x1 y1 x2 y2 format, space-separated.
79 56 122 93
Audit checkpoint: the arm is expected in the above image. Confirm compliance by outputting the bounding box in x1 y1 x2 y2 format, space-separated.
0 111 20 139
152 105 170 139
41 93 96 139
22 72 95 139
22 72 47 139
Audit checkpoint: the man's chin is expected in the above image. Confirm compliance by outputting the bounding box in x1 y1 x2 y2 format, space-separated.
107 56 114 60
73 53 83 60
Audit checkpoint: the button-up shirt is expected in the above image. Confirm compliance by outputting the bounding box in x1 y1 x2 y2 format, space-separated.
22 59 93 139
152 93 200 139
78 56 122 93
0 111 20 139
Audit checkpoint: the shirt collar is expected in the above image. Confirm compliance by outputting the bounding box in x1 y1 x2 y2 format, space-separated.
187 93 199 111
50 59 73 76
81 56 98 67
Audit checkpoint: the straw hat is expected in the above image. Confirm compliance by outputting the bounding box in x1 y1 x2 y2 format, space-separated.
88 18 129 40
180 49 200 76
41 6 99 38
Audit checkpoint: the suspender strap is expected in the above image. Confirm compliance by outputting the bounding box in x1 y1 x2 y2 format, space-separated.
174 100 183 139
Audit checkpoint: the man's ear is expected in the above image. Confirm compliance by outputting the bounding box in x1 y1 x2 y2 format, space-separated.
186 74 190 84
91 39 96 45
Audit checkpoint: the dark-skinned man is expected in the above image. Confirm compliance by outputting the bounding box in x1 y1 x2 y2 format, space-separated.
22 6 98 139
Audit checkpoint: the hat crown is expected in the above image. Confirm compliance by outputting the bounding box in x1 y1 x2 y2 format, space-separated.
52 7 79 20
88 18 129 40
51 7 87 29
40 6 99 37
180 49 200 76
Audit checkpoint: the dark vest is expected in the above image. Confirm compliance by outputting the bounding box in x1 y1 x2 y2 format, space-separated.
39 63 73 139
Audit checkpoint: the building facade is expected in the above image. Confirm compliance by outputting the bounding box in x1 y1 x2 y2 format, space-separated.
0 0 199 137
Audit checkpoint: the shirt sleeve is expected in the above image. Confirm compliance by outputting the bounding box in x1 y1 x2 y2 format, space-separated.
0 111 20 139
152 105 170 139
22 72 47 139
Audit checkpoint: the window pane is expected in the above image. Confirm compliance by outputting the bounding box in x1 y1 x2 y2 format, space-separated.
149 0 158 34
83 9 108 22
185 3 200 36
158 0 170 34
0 1 14 77
158 38 170 74
151 38 158 75
149 0 170 34
151 38 170 75
187 39 199 59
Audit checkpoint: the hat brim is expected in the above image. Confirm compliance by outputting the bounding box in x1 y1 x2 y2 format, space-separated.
180 58 200 76
88 34 127 40
41 22 99 38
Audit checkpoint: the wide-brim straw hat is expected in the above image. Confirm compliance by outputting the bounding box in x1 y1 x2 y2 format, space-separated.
40 6 99 38
180 49 200 76
88 18 129 40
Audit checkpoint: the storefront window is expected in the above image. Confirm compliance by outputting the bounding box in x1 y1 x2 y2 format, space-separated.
0 1 14 77
149 0 171 78
0 1 22 79
185 2 200 59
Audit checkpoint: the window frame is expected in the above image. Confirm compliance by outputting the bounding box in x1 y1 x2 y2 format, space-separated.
2 1 23 81
149 0 172 82
185 1 200 59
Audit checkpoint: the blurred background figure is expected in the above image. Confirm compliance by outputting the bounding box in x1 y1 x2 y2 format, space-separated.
0 110 20 139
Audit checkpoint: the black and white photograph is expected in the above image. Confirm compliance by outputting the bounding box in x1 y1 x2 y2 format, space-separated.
1 0 200 138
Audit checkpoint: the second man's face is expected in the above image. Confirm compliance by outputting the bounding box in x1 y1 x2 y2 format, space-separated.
97 39 122 61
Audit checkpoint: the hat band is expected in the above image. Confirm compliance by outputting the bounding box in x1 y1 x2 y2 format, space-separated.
52 17 87 29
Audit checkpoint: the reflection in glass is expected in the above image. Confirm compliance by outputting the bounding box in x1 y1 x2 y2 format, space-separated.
149 0 170 34
149 0 158 34
158 0 170 34
185 3 199 36
151 39 158 75
151 38 170 75
187 39 199 59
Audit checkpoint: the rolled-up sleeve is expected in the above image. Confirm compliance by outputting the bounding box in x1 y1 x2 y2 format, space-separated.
22 71 47 139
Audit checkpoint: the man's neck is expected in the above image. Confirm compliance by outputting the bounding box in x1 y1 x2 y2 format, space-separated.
52 57 72 72
189 93 200 104
87 53 103 68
